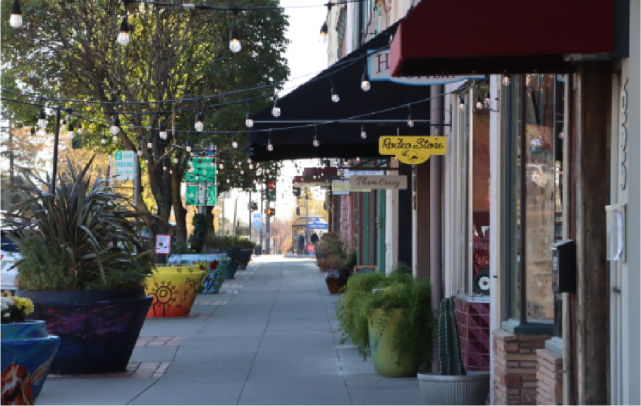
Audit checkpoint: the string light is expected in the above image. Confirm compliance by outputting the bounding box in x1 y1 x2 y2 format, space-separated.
232 136 238 149
195 113 204 132
9 0 22 28
272 98 281 118
503 75 510 86
147 138 153 149
219 162 224 169
159 123 167 139
407 105 414 127
313 125 319 147
76 124 83 135
229 10 241 53
267 130 274 151
174 157 179 164
484 92 491 109
37 109 47 128
111 117 120 136
163 158 168 171
319 21 328 43
117 17 130 46
249 163 253 169
361 61 371 92
137 145 142 156
101 134 107 144
331 87 339 103
66 123 74 140
476 95 483 109
186 140 193 152
245 112 253 128
459 95 465 111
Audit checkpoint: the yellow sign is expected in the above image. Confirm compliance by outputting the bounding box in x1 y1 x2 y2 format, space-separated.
378 136 447 165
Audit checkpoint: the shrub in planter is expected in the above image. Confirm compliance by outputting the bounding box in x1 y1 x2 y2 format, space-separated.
4 157 155 374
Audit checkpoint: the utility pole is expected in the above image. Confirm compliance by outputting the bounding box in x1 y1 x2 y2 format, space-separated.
248 191 252 243
232 197 238 238
266 204 271 255
305 190 310 248
260 190 264 253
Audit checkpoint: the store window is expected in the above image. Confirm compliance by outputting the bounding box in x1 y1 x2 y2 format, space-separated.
502 74 565 332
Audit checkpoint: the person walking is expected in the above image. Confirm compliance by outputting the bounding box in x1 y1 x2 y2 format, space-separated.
297 232 305 255
310 233 319 244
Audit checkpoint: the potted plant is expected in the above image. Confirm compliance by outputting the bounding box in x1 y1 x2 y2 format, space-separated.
1 292 60 405
324 255 350 294
335 265 433 377
4 157 154 375
197 259 226 294
417 297 490 405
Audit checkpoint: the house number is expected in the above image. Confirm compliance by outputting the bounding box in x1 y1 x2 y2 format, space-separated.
620 78 628 190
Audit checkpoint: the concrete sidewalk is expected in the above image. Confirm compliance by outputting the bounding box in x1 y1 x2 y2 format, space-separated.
38 256 423 405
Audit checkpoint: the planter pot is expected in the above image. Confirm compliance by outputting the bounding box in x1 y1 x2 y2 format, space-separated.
16 288 151 375
325 270 349 294
145 266 206 317
1 320 60 404
238 249 253 270
417 371 490 405
368 309 419 378
167 254 228 264
224 249 241 279
198 265 225 294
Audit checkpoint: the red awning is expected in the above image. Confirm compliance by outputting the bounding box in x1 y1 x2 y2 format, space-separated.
390 0 625 77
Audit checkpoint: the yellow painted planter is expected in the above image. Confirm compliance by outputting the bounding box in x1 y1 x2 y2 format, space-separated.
144 266 206 318
368 308 420 377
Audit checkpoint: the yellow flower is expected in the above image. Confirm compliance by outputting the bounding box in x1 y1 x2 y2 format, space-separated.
1 291 13 298
12 297 35 316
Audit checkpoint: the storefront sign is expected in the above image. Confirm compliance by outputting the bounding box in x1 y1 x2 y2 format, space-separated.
332 180 350 195
368 50 484 85
378 136 447 165
349 175 407 190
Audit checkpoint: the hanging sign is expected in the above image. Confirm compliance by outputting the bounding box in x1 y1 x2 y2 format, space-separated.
114 150 135 180
349 175 407 190
185 158 216 183
378 136 447 165
368 50 485 85
332 180 350 195
155 234 172 255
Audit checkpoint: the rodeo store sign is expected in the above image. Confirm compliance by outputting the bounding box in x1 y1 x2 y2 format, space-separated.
378 136 447 165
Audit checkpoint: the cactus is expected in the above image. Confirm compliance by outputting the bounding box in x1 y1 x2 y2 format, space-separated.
438 297 466 375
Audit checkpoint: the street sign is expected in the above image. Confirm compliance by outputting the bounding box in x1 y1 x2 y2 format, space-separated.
114 150 135 180
186 184 217 206
185 158 216 182
252 213 262 227
155 234 171 255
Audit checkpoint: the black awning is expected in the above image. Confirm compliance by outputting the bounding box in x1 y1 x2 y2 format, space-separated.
247 22 434 162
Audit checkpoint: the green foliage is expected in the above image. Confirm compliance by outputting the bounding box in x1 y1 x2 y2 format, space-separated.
4 156 155 291
203 234 255 250
334 264 433 366
438 298 466 375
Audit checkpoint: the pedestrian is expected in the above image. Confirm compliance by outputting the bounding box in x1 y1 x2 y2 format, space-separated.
310 232 319 244
297 232 305 255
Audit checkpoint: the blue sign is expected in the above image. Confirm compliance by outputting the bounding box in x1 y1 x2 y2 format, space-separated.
252 213 262 227
307 217 328 230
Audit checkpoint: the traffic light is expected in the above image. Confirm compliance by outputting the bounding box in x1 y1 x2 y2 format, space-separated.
267 180 276 201
293 187 301 197
266 208 275 217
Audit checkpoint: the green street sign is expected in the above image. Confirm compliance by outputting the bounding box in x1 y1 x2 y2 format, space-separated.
185 167 216 183
186 184 217 206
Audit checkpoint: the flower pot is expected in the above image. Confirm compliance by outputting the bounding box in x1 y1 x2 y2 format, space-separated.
417 371 490 405
325 270 349 294
16 288 151 375
198 265 225 294
1 320 60 404
368 309 419 377
223 249 241 279
145 266 206 317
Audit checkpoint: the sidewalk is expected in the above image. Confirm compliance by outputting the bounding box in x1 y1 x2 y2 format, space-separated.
38 256 423 405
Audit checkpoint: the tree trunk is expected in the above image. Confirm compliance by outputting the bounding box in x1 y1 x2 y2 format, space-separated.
172 167 188 242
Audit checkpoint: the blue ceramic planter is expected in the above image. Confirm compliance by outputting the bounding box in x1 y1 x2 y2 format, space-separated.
199 265 226 294
1 320 60 405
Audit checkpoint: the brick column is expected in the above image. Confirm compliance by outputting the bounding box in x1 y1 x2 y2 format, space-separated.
492 329 550 405
536 349 563 405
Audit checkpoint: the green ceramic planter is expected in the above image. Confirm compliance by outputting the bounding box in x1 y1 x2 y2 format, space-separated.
368 309 420 378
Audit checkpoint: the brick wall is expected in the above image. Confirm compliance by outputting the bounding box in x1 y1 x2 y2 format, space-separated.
492 329 550 405
454 298 491 371
536 349 563 405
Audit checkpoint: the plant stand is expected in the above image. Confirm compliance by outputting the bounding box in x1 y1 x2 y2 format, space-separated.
1 320 60 405
417 371 490 405
16 288 151 375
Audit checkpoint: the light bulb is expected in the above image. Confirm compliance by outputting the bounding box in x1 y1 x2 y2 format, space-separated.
145 158 149 164
232 137 238 149
407 115 414 128
159 124 167 139
240 169 244 175
137 146 142 156
147 138 152 149
186 141 192 152
503 76 510 86
253 179 257 184
356 157 360 162
272 106 281 117
476 95 483 109
319 21 328 43
313 135 319 147
361 72 371 92
227 178 230 183
194 114 204 132
247 158 252 164
174 157 179 164
485 92 491 106
101 135 107 144
76 124 82 135
219 163 224 169
459 96 465 111
37 109 47 128
331 88 339 103
249 163 253 169
245 112 253 128
170 169 173 174
9 0 22 28
163 164 167 171
267 141 273 151
117 18 129 46
360 124 367 139
113 135 119 143
111 117 120 135
66 123 74 140
210 161 215 168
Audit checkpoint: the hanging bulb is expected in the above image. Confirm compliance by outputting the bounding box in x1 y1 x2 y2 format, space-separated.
407 115 414 128
229 25 241 53
9 0 22 28
61 118 66 126
147 138 153 149
227 178 230 183
503 76 510 86
145 158 149 164
476 95 483 109
484 92 491 109
272 100 281 118
240 169 244 175
117 17 130 46
194 113 204 132
253 179 257 184
361 72 371 92
249 163 253 170
159 123 167 140
232 136 238 149
356 157 360 162
111 117 120 136
163 161 168 171
186 140 192 152
245 112 253 128
170 168 173 175
76 124 82 135
267 137 274 151
247 157 252 164
137 145 142 156
219 163 224 169
37 109 47 128
266 168 270 174
313 134 319 147
331 88 339 103
459 96 465 111
101 135 107 144
173 157 179 164
319 21 328 43
66 123 74 140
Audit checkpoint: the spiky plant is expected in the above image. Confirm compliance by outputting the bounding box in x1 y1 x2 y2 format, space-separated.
438 297 466 375
3 156 154 291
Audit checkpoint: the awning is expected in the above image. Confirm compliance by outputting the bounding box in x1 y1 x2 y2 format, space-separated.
247 23 482 162
390 0 628 77
307 218 328 230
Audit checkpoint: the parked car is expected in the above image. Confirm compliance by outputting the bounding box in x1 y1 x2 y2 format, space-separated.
1 230 20 291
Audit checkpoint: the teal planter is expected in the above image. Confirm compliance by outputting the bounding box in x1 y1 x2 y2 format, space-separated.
224 249 241 279
1 320 61 404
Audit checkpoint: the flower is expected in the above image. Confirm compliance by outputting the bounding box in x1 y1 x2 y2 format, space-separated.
1 293 34 324
209 260 219 270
